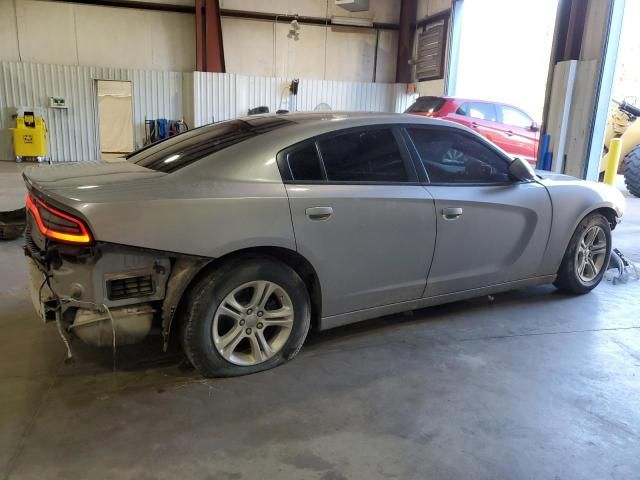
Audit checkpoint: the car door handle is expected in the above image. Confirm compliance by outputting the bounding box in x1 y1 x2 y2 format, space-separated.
470 122 479 128
442 207 463 220
506 130 514 136
306 206 333 220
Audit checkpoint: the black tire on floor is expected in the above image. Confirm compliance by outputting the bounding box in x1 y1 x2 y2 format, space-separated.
553 213 612 294
623 145 640 198
180 257 311 377
0 208 26 241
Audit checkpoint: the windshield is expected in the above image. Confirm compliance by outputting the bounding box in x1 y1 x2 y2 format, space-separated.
128 117 293 173
405 96 445 114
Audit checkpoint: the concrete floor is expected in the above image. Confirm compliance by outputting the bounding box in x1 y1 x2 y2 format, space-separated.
1 161 639 480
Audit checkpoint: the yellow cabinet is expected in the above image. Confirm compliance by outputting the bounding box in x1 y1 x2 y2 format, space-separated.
12 113 48 159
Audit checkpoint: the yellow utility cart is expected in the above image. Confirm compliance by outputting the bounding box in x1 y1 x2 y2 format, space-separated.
11 110 48 162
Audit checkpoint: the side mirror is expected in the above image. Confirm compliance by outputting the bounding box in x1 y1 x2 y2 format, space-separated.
529 121 540 132
509 157 536 181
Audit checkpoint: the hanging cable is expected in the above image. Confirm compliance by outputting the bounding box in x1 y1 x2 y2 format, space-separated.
39 275 73 362
13 0 22 62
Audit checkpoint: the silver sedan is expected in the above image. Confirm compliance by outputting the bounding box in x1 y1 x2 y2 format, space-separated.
23 112 625 377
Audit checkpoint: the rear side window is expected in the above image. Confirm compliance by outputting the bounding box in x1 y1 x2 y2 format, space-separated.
499 105 533 129
407 128 511 184
318 128 408 182
286 142 324 181
405 96 445 114
468 102 498 122
128 117 292 173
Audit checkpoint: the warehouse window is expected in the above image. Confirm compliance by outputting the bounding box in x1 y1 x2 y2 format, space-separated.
415 12 450 82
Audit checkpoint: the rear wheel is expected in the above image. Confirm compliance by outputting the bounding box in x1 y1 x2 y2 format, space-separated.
181 257 311 377
623 145 640 197
554 213 612 294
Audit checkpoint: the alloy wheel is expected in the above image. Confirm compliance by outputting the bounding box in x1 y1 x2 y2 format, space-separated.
575 225 608 283
212 280 294 366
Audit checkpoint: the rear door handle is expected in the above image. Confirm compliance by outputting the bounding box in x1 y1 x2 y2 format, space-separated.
506 130 514 136
306 206 333 220
442 207 463 220
470 122 479 128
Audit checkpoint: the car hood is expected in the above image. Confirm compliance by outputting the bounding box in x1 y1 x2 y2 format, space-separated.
534 170 577 181
23 160 166 203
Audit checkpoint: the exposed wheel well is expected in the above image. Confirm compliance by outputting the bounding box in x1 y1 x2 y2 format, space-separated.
172 247 322 334
592 207 619 230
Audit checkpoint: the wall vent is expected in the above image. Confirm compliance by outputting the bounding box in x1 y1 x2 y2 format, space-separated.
335 0 369 13
416 19 447 81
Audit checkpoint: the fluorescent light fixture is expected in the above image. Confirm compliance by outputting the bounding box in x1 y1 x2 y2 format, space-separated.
331 16 373 28
163 154 180 164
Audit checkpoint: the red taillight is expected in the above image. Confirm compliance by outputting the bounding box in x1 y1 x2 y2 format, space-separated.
26 193 93 245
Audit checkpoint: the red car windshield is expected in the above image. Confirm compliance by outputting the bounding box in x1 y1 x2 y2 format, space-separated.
405 96 445 114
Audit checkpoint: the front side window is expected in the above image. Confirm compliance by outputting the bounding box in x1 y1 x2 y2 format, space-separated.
499 105 533 129
317 128 408 182
407 128 512 184
468 102 498 122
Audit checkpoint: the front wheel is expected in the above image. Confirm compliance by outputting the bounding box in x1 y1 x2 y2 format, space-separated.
554 213 612 294
181 257 311 377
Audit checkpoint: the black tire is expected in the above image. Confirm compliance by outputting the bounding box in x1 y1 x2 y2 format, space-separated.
623 145 640 198
554 213 612 294
0 208 26 241
180 257 311 377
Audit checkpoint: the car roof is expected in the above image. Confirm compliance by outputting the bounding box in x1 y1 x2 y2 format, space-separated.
231 111 470 148
245 110 459 130
249 111 411 124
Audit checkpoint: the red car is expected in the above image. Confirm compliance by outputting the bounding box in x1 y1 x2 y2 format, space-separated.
405 96 540 166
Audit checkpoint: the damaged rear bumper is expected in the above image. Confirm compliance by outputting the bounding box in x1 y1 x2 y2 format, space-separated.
25 218 209 349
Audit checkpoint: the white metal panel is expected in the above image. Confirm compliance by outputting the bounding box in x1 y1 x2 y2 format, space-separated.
130 69 184 147
0 62 183 162
297 79 412 113
192 73 415 126
193 72 293 126
1 63 412 161
547 60 578 173
563 60 598 179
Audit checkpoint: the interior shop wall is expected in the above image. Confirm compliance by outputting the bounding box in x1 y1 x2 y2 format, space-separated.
0 0 196 72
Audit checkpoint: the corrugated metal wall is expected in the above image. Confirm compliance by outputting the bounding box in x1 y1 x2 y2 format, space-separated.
193 73 292 126
193 72 416 127
0 62 183 162
0 62 415 161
